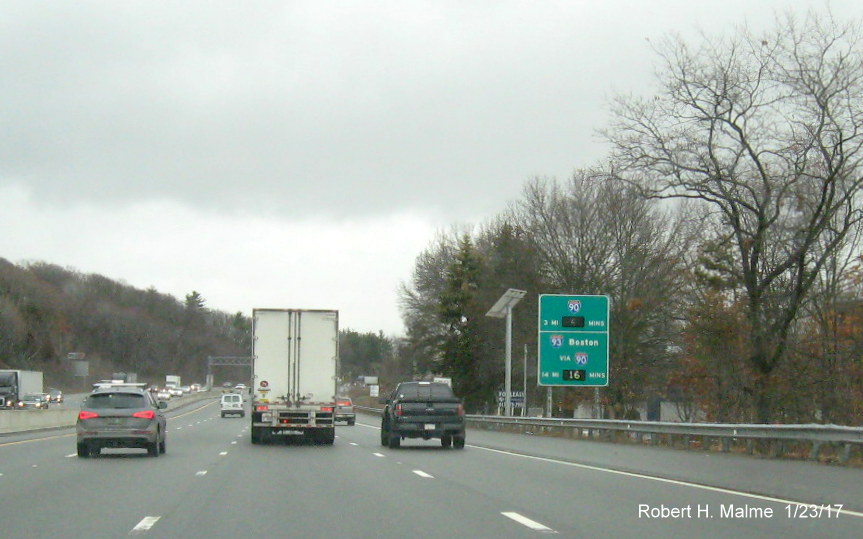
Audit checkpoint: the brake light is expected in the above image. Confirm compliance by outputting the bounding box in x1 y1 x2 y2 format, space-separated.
256 405 269 412
132 410 156 419
395 404 404 417
457 404 465 417
78 411 99 420
321 406 333 412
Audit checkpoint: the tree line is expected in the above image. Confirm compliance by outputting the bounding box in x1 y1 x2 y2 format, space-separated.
0 259 251 388
393 11 863 425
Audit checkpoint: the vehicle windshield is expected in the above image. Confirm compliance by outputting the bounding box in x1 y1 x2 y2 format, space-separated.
85 393 146 409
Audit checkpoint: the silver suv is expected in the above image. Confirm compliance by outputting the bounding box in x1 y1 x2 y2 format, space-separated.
76 386 167 458
335 397 355 426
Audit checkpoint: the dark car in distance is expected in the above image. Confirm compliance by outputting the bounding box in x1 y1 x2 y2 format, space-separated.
76 385 167 458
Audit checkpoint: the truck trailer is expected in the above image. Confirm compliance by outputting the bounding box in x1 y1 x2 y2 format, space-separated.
0 370 44 409
251 309 338 445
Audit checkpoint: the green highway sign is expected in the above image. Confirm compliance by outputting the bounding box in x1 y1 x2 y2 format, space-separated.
538 294 609 387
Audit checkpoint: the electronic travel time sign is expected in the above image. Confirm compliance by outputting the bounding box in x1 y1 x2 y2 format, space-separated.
538 294 609 387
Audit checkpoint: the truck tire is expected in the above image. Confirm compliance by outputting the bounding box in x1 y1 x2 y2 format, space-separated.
320 429 335 445
251 428 262 444
453 435 465 449
441 434 452 448
389 433 401 448
77 443 90 458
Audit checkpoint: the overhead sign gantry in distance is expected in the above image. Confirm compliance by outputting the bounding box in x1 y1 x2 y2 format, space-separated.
538 294 609 387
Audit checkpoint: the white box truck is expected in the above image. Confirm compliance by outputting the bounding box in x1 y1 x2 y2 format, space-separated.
251 309 338 444
0 370 44 409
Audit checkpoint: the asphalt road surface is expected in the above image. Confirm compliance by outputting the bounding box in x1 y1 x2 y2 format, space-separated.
1 400 861 538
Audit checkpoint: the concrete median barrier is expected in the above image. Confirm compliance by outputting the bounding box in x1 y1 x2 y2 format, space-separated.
0 391 217 435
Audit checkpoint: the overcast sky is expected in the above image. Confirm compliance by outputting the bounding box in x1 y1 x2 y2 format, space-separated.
1 0 856 335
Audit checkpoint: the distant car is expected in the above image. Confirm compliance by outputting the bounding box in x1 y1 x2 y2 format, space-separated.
18 393 50 409
179 385 191 394
222 382 233 388
76 385 167 457
335 397 355 425
220 393 244 418
47 388 64 403
156 390 172 400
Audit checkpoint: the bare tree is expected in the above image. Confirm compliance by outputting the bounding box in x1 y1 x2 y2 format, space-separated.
605 11 863 422
513 174 697 417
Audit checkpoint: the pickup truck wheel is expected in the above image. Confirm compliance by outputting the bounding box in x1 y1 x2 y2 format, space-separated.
389 433 401 448
77 443 90 458
453 435 465 449
380 422 390 446
441 435 452 448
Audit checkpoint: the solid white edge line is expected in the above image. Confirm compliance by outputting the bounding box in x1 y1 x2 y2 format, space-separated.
413 470 434 478
476 446 863 519
130 516 160 533
501 512 556 533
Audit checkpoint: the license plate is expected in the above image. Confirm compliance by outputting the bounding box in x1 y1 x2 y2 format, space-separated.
424 423 436 430
272 429 303 436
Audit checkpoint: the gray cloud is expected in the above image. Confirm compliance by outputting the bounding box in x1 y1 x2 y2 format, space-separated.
1 1 630 220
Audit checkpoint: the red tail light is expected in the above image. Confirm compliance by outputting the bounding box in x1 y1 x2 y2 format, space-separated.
132 410 156 419
78 411 99 420
457 404 465 417
321 406 333 412
395 404 404 417
256 405 269 412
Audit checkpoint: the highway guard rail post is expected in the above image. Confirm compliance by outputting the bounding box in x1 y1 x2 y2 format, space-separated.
354 406 863 464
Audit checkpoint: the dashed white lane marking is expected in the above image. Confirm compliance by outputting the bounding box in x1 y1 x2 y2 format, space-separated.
219 451 228 456
477 446 863 520
130 516 161 534
349 442 358 446
501 512 556 533
31 464 37 468
413 470 434 479
65 453 76 458
176 427 183 430
373 452 385 458
195 471 208 477
231 441 237 445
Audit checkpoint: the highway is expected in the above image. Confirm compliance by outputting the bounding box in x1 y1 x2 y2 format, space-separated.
1 398 861 538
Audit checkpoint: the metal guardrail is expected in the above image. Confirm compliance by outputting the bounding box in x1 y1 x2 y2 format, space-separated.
354 406 862 464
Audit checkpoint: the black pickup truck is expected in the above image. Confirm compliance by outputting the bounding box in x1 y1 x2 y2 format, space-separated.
380 381 466 449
